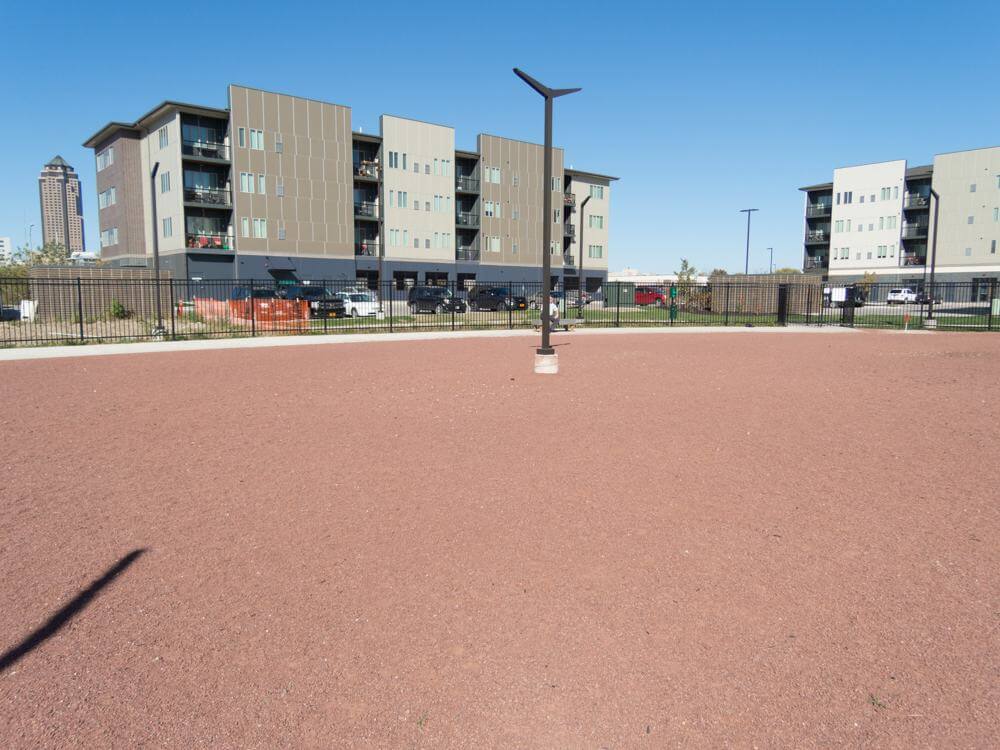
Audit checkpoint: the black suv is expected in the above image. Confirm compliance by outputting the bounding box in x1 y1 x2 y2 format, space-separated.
278 285 346 318
407 285 468 314
468 286 528 312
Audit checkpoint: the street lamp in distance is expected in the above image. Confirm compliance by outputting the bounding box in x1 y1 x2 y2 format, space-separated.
739 208 759 275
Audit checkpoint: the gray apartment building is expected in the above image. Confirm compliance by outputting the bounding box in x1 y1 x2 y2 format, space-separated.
801 145 1000 288
83 85 616 290
38 156 85 253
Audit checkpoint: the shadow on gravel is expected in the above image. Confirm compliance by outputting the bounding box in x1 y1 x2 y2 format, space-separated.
0 548 146 672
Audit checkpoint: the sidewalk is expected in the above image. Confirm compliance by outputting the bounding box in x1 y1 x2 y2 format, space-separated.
0 324 856 362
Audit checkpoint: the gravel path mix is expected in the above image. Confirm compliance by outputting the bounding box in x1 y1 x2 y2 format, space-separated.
1 331 997 748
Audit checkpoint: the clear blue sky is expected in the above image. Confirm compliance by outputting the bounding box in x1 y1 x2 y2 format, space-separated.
2 1 998 273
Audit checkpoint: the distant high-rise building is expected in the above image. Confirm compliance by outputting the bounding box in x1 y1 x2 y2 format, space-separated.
0 236 13 265
38 156 85 254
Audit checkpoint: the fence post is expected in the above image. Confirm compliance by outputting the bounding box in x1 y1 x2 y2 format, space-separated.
387 282 394 333
614 283 621 327
76 278 85 341
451 279 456 332
169 280 176 339
777 284 789 326
250 279 256 337
989 279 997 332
724 284 730 326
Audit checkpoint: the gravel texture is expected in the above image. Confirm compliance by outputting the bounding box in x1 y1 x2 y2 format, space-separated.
1 330 998 748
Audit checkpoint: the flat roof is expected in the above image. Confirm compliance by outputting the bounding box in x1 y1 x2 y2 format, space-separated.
566 167 619 182
83 99 229 148
799 182 833 192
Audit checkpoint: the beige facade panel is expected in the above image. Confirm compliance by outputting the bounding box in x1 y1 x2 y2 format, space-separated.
478 134 564 268
229 85 354 259
139 111 186 257
567 174 611 271
828 160 906 272
930 147 1000 268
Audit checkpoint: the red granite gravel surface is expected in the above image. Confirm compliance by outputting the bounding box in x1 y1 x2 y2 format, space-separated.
1 330 998 748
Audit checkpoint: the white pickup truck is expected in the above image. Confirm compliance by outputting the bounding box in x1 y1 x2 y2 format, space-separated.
886 288 918 304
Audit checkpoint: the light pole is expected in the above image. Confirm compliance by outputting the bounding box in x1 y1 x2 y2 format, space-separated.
740 208 758 275
927 188 940 321
149 162 166 336
577 194 591 318
767 247 774 274
514 68 580 374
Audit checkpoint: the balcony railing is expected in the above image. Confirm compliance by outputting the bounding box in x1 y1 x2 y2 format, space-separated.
181 140 230 160
354 163 380 180
902 224 928 239
456 247 480 262
806 203 832 218
563 254 576 266
804 256 828 270
354 201 379 219
564 192 576 208
900 252 926 266
183 186 231 207
805 229 829 243
456 211 479 227
456 175 480 192
354 241 381 257
564 223 576 237
904 194 929 209
185 232 233 250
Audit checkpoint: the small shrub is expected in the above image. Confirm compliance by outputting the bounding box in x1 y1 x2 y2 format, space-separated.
108 299 132 319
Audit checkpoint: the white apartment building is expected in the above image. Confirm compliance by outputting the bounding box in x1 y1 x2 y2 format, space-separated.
0 237 13 265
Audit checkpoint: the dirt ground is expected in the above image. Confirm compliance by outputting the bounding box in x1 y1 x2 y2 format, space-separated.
1 330 997 748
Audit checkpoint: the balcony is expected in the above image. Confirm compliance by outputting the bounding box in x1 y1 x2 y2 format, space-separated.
900 252 926 266
563 254 576 266
354 201 379 220
804 256 828 270
902 223 928 239
354 241 381 257
806 203 832 218
181 140 230 162
456 211 479 227
185 232 233 251
183 186 231 208
456 175 480 193
354 163 380 181
564 192 576 208
564 223 576 237
805 229 829 244
903 194 930 209
456 247 480 262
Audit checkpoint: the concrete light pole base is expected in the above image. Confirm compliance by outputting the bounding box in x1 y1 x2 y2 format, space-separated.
534 352 559 374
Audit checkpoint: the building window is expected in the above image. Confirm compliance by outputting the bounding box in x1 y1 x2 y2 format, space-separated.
512 208 519 221
238 128 246 148
413 197 420 211
388 190 395 208
859 195 865 204
965 247 972 256
484 201 494 217
413 162 419 173
588 244 604 258
258 174 266 194
278 226 286 240
970 184 977 193
160 172 170 193
249 129 264 150
425 238 430 248
240 172 253 193
253 218 267 238
158 126 168 149
491 167 501 184
443 160 450 177
276 183 284 197
99 227 119 247
589 215 604 229
512 242 518 254
551 177 559 191
275 135 283 153
835 192 840 205
424 201 430 212
162 217 172 238
553 209 560 224
241 218 249 237
590 185 604 199
425 164 430 175
890 244 895 257
400 191 408 208
96 147 115 171
402 153 407 170
98 187 117 209
894 186 899 199
968 216 974 224
992 240 996 254
403 229 409 246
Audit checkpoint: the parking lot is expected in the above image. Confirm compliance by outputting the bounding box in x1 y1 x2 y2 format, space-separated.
1 330 998 747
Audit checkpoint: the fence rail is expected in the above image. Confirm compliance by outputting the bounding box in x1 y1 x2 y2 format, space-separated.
1 278 997 347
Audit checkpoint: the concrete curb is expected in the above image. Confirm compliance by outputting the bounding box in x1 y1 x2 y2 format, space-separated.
0 324 857 362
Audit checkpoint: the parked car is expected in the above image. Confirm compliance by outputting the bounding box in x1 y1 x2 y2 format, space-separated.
407 285 468 314
278 285 347 318
335 290 379 317
635 285 668 306
0 306 20 321
468 286 528 312
887 287 918 304
916 290 942 305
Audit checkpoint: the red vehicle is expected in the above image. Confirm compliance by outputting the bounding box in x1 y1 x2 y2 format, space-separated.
634 285 668 306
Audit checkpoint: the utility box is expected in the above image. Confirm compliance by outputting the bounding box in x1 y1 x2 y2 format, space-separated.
604 281 635 307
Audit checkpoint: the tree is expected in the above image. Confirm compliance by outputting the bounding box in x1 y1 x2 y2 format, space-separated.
709 268 728 278
675 258 697 286
21 242 70 266
773 267 802 275
857 271 877 292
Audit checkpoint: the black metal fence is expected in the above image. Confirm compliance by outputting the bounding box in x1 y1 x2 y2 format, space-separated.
1 277 997 347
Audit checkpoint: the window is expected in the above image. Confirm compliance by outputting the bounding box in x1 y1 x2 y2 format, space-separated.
855 252 861 260
965 247 972 256
859 195 865 204
403 229 409 246
869 223 874 231
413 162 419 173
278 226 286 240
249 129 264 150
238 128 246 148
434 195 441 212
99 227 119 247
491 167 501 184
433 159 439 175
992 240 997 254
388 151 398 168
442 159 450 177
890 244 895 257
253 218 267 238
495 202 501 218
275 135 283 153
434 232 440 248
424 201 430 212
994 207 999 222
512 175 519 186
389 190 395 208
551 177 560 191
98 187 117 209
879 217 884 230
96 147 114 171
158 126 168 149
968 216 974 225
970 184 977 193
160 172 170 193
894 186 899 199
162 217 172 238
241 217 249 237
413 197 420 211
414 237 419 248
276 183 284 197
258 174 266 194
845 191 853 204
836 192 840 205
588 244 604 258
877 244 886 258
489 236 501 252
590 185 604 199
589 215 604 229
399 191 407 208
512 208 519 221
240 173 254 193
553 209 560 224
870 194 875 202
425 238 430 248
484 201 494 217
512 242 518 254
425 164 430 175
402 153 407 170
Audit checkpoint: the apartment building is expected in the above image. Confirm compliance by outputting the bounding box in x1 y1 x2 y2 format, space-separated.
38 156 85 253
83 85 617 289
801 145 1000 285
0 236 13 265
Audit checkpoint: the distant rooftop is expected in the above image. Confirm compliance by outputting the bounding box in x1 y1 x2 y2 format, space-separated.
45 155 71 168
